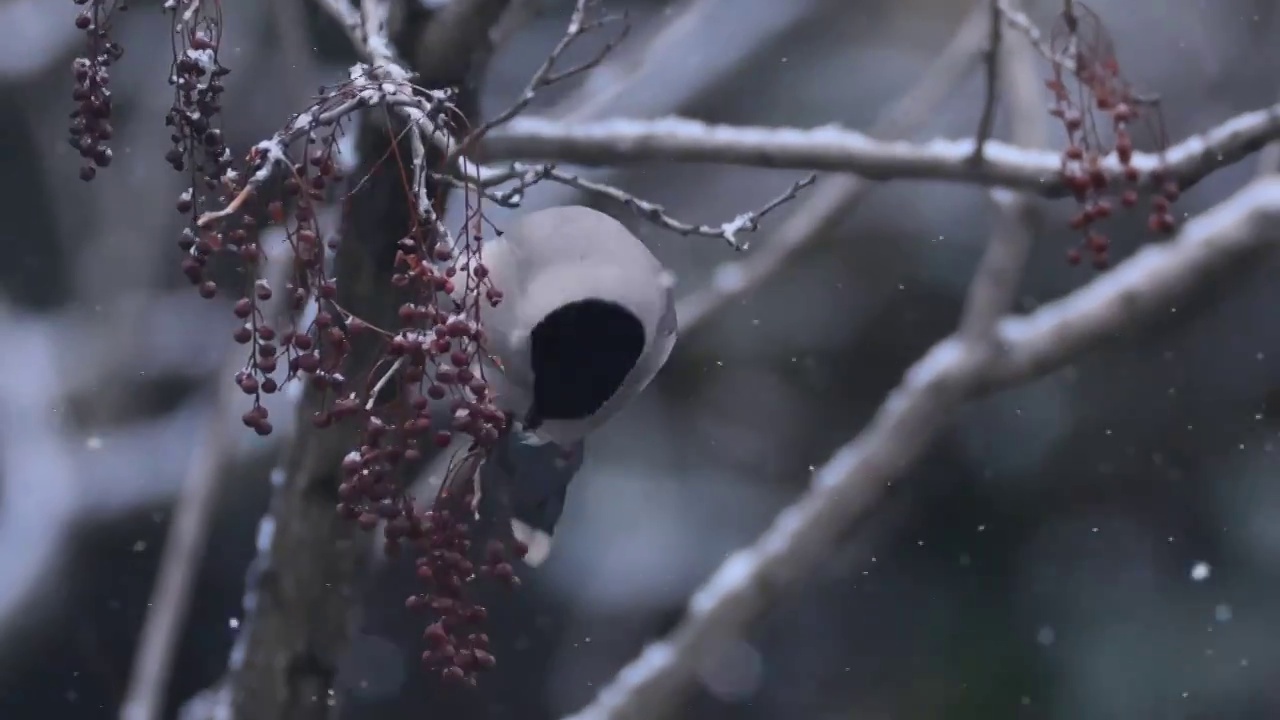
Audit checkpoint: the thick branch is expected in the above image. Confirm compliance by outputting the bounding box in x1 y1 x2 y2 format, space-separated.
183 2 512 719
482 102 1280 197
561 174 1280 720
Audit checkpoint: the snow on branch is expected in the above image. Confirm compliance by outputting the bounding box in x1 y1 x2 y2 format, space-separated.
197 0 807 245
561 175 1280 720
460 163 815 248
482 102 1280 197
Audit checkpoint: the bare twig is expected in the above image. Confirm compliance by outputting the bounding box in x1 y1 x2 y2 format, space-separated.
545 168 814 249
365 356 407 410
968 0 1003 163
471 163 814 248
482 101 1280 197
960 0 1046 341
196 66 457 229
562 172 1280 720
489 0 826 219
464 0 629 146
296 1 813 251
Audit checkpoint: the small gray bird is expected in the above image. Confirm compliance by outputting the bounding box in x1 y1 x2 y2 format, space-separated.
470 205 678 565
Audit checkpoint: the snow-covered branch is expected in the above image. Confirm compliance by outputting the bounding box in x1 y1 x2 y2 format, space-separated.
483 102 1280 197
561 173 1280 720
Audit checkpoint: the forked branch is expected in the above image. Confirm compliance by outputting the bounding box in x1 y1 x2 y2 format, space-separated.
562 173 1280 720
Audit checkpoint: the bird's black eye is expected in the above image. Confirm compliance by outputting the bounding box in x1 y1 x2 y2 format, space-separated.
528 298 645 421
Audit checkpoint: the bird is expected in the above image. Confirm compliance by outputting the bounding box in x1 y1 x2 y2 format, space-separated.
467 205 678 565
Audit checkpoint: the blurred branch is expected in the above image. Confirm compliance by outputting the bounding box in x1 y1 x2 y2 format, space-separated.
562 172 1280 720
961 0 1045 341
677 0 993 329
983 177 1280 386
1259 141 1280 175
482 101 1280 197
119 231 294 720
0 0 81 80
967 0 1003 163
0 310 80 655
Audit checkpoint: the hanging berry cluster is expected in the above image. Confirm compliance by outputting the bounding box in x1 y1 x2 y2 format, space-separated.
326 192 527 685
68 0 127 181
404 483 520 685
1045 2 1180 269
157 17 528 678
164 0 233 239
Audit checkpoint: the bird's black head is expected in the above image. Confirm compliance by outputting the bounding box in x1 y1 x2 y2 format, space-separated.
525 298 645 428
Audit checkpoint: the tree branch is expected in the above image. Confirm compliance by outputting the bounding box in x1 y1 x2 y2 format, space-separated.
179 2 512 719
482 102 1280 197
119 232 294 720
559 172 1280 720
960 0 1045 341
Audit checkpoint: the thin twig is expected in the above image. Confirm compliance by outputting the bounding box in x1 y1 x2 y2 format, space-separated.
463 0 628 148
968 0 1003 163
485 164 814 248
365 356 407 410
541 168 814 249
435 160 813 247
960 0 1045 341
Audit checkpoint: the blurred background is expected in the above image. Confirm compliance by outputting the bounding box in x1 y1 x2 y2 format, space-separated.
3 0 1280 718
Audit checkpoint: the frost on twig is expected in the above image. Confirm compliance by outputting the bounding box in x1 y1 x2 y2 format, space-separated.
195 63 460 229
196 5 800 247
457 163 816 249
